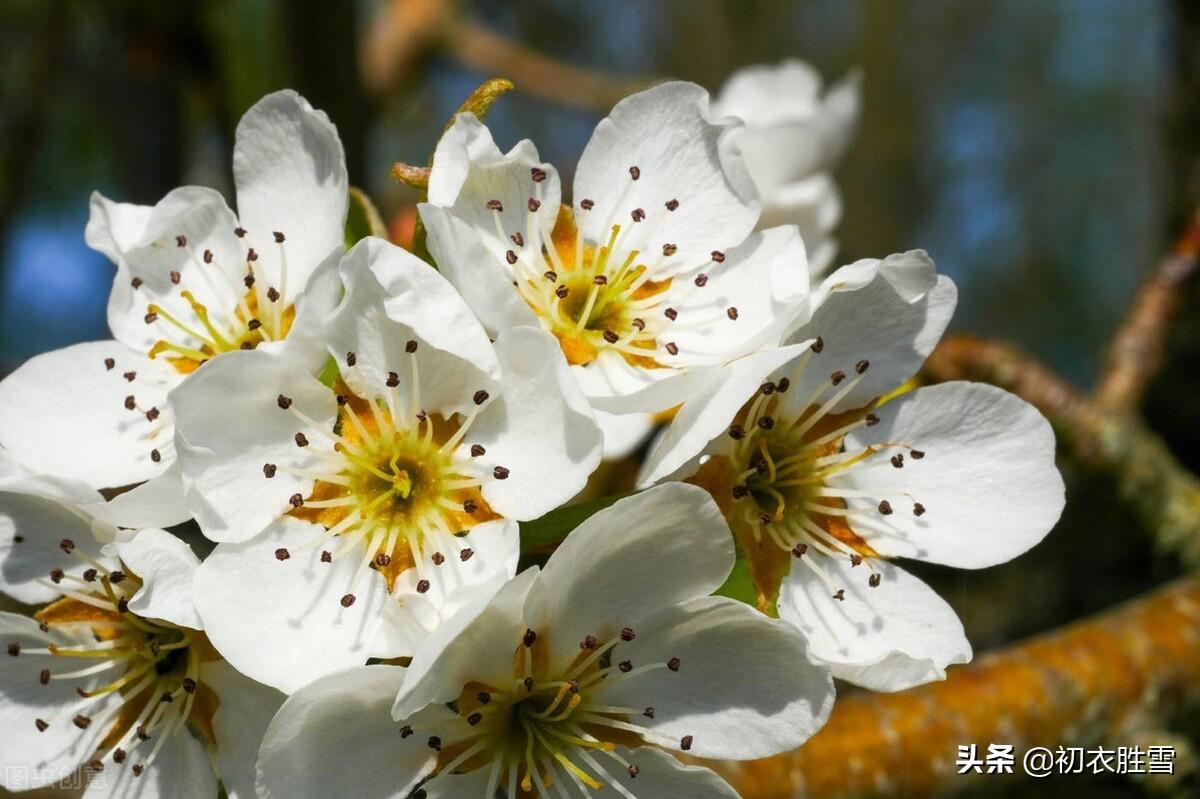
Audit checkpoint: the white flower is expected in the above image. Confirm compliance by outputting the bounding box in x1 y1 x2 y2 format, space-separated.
640 251 1066 691
420 82 809 454
256 483 834 799
0 90 347 515
171 237 603 693
711 60 861 277
0 525 283 798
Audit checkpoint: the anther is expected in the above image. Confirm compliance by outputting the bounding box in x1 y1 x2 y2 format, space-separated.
203 249 213 263
666 198 679 211
288 494 304 508
493 466 510 480
663 243 677 256
59 539 76 553
340 594 356 608
416 580 431 594
406 340 419 353
486 199 503 212
621 627 636 641
667 657 682 672
104 357 115 370
555 285 569 299
321 551 332 563
778 377 791 392
869 574 882 588
431 552 445 566
833 589 846 601
73 715 91 729
6 643 18 656
831 370 847 386
248 319 262 330
123 370 137 382
428 736 442 752
629 165 641 180
132 764 145 777
460 548 474 561
603 330 619 344
761 382 776 395
618 660 633 673
35 719 48 732
865 413 880 426
732 485 749 499
628 765 640 778
756 416 775 430
728 424 745 440
82 568 97 581
467 712 483 726
811 336 825 353
580 199 594 210
336 394 348 406
711 251 726 263
244 274 256 288
543 270 557 281
247 248 259 262
531 167 547 183
643 707 655 718
681 735 693 750
400 725 413 738
726 307 739 320
631 317 645 331
913 503 926 516
878 500 893 515
664 307 678 321
477 691 492 705
113 749 127 764
523 629 537 647
235 227 247 237
386 371 400 387
850 554 863 567
110 571 126 584
124 396 136 411
527 198 541 212
275 548 290 561
911 450 926 459
473 390 489 405
182 678 197 693
49 568 64 583
470 444 486 457
145 407 160 422
175 235 187 248
294 433 309 447
267 287 280 302
144 311 158 324
506 250 518 265
665 342 679 355
273 231 285 243
346 351 357 367
792 544 808 558
169 271 181 285
523 677 535 691
694 274 708 287
131 277 143 289
856 359 870 374
118 597 129 613
512 232 525 247
631 208 646 222
593 274 608 286
150 449 162 462
463 499 478 514
581 635 597 650
891 454 904 468
39 669 50 685
758 512 771 525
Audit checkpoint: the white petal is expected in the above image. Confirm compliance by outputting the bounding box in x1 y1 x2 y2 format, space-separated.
522 484 734 671
783 251 957 412
639 343 813 486
473 326 602 519
0 612 110 790
192 517 387 694
592 747 741 799
757 174 841 273
275 249 345 374
422 113 557 335
256 665 437 799
82 727 218 799
574 82 759 270
0 341 177 489
777 558 971 692
85 462 191 530
596 410 656 459
232 90 348 303
835 381 1065 568
171 348 337 543
201 660 285 799
594 596 834 759
371 519 519 660
0 488 102 604
85 191 153 266
114 528 201 629
392 567 538 720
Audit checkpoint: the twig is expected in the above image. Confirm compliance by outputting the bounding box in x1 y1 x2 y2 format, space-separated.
713 576 1200 798
1095 211 1200 413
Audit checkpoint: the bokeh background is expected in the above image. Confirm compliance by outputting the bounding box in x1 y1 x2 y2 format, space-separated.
2 1 1197 796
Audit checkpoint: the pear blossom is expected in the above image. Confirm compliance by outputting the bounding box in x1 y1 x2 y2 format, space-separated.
711 60 861 276
419 82 809 454
640 251 1065 691
256 483 834 799
0 526 283 797
170 237 603 692
0 89 347 510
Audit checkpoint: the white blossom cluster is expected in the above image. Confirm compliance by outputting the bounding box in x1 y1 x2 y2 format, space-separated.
0 63 1064 798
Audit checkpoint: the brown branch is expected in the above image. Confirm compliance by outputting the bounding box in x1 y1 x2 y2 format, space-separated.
1095 211 1200 413
713 576 1200 798
924 335 1200 566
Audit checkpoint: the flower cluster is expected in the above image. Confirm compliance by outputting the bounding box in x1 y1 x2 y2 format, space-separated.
0 63 1063 798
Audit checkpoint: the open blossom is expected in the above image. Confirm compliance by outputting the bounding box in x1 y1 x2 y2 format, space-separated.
711 60 861 277
0 90 346 514
640 251 1065 691
420 82 809 454
170 237 603 693
256 484 834 799
0 524 282 798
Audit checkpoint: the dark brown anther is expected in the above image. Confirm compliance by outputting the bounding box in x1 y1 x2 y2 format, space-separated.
629 165 641 180
132 764 145 777
711 250 726 263
664 307 678 321
891 454 904 469
728 424 745 440
467 712 483 726
632 317 645 331
40 669 50 685
493 466 510 480
732 485 749 499
428 736 442 751
555 284 569 299
175 235 187 248
234 226 247 238
431 552 445 566
856 360 871 375
385 371 400 388
643 707 655 718
830 370 846 386
463 499 478 514
667 657 681 672
628 765 640 778
580 198 594 210
144 312 158 324
35 718 48 732
869 573 882 588
793 543 808 558
666 198 679 211
6 642 18 656
757 416 775 430
131 277 143 289
136 726 150 741
620 627 636 642
123 370 137 382
117 597 129 613
593 274 608 286
631 208 646 222
343 351 357 367
248 318 262 330
247 248 259 262
59 539 75 553
267 287 280 302
473 390 489 405
406 339 419 353
399 725 414 738
49 568 64 583
758 512 772 525
511 232 525 248
336 394 349 406
777 377 791 392
145 407 160 422
486 199 503 212
469 444 486 458
527 197 542 212
340 594 356 608
320 551 332 563
523 677 535 691
124 395 137 411
531 167 547 183
288 493 304 508
263 463 278 481
109 571 126 584
477 691 492 705
182 678 197 694
82 568 97 582
73 715 92 730
273 231 285 243
878 500 893 515
113 748 127 764
581 634 597 650
850 554 863 567
505 250 518 265
203 249 214 264
911 449 926 459
244 274 256 288
603 330 619 344
665 341 679 355
150 449 162 462
87 759 104 773
294 433 309 447
865 413 880 426
169 271 181 285
913 503 926 517
694 273 708 287
811 336 825 353
726 307 739 320
373 553 391 568
681 735 693 751
618 660 633 673
663 243 677 256
460 548 474 561
104 357 116 371
274 548 290 561
832 589 846 601
416 580 431 594
523 629 537 647
543 270 557 281
761 381 776 395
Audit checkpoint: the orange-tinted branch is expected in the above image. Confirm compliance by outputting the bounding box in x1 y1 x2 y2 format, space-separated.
1095 211 1200 413
713 576 1200 798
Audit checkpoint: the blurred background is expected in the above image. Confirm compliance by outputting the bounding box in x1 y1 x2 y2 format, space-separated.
1 1 1197 796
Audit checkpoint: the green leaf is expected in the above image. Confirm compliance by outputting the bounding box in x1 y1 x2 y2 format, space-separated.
519 491 635 554
318 356 339 388
344 186 388 248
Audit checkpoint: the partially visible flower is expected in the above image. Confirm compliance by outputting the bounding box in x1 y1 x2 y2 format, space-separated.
256 483 834 799
712 59 861 276
0 90 347 514
172 237 602 692
420 82 808 454
640 252 1065 691
0 526 283 797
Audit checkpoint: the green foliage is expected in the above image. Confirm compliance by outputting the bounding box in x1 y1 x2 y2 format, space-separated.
519 491 635 554
344 186 387 248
